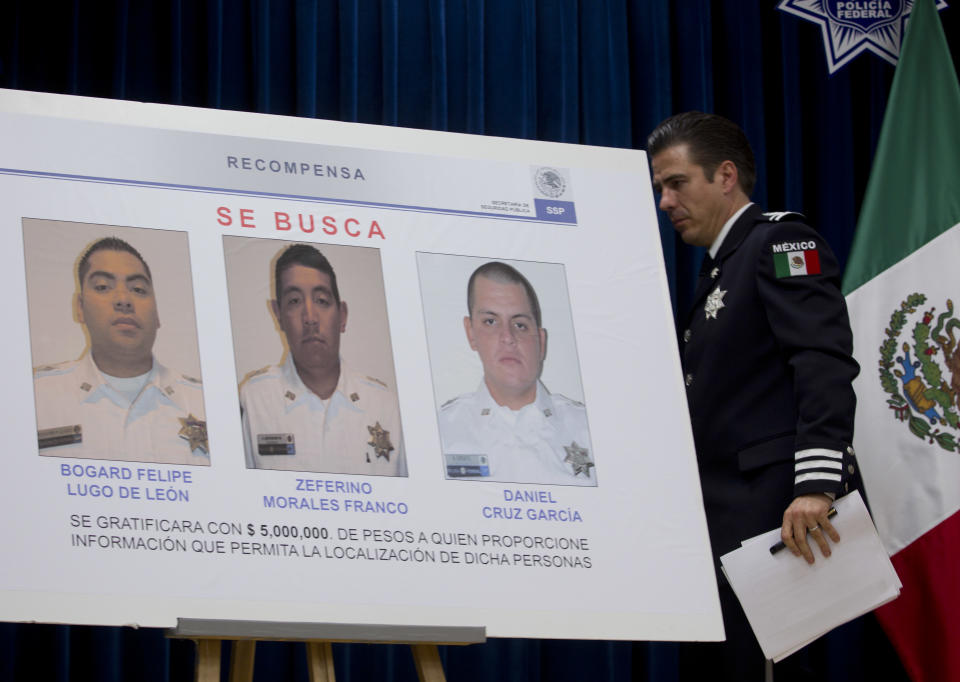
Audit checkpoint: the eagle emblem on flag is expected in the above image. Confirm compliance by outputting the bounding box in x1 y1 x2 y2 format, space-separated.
881 293 959 452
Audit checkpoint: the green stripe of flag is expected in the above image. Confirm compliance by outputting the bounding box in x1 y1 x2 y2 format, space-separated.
773 252 791 278
841 0 960 295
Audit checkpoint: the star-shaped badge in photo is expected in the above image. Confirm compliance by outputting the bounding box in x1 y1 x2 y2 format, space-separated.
564 442 595 477
178 414 209 453
778 0 947 74
367 421 395 461
704 287 726 320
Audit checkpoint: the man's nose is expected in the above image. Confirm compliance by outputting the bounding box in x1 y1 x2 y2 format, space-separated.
658 189 675 211
499 325 517 344
112 291 133 311
302 299 319 324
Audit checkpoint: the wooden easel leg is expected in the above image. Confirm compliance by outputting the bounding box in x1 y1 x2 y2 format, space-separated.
411 644 447 682
306 641 336 682
229 640 257 682
194 639 221 682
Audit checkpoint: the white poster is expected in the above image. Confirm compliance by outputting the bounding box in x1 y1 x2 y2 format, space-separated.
0 89 721 641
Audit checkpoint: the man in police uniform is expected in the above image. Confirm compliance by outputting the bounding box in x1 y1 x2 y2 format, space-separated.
648 112 862 679
33 237 208 465
240 243 406 476
439 261 595 486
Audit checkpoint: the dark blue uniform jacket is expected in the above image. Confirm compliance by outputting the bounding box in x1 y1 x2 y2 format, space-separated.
681 204 862 560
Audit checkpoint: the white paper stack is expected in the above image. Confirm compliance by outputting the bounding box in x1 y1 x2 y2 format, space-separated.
720 491 901 662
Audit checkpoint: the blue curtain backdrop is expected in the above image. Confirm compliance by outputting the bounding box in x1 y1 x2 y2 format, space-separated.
2 1 956 680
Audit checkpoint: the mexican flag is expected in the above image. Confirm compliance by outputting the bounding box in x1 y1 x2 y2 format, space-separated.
842 0 960 680
773 249 820 278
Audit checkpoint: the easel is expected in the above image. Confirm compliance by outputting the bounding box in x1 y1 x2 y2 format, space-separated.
166 618 486 682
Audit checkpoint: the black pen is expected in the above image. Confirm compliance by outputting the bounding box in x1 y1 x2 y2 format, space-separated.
769 507 838 555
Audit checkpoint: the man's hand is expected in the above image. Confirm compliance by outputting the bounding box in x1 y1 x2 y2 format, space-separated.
781 493 838 564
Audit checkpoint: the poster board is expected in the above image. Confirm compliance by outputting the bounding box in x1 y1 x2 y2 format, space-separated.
0 89 721 641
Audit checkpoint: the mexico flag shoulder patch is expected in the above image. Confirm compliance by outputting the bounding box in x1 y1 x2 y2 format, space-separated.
772 244 820 277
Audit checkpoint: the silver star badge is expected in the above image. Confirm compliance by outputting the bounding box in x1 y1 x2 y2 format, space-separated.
564 441 595 477
710 267 720 279
367 421 395 461
704 287 726 319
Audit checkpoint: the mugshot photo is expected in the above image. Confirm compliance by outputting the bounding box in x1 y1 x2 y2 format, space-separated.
417 252 595 486
23 219 209 466
223 236 406 477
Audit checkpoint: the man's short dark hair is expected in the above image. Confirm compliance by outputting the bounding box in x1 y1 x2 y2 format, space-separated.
467 262 542 328
77 237 152 289
647 111 757 196
274 244 340 304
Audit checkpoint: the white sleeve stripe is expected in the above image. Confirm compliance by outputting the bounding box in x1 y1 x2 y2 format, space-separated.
795 448 842 462
795 471 842 484
795 459 843 471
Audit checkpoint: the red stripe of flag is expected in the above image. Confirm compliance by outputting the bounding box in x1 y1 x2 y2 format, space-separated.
875 509 960 682
804 249 821 274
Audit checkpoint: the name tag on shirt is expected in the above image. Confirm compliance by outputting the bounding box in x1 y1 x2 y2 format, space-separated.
38 425 83 449
257 433 296 455
445 453 489 478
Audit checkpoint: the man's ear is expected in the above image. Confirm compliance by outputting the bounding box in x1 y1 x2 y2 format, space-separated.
270 299 280 322
339 301 349 333
463 316 477 351
75 292 85 324
717 159 739 194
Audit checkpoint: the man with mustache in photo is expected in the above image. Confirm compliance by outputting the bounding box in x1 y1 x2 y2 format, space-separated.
240 243 406 476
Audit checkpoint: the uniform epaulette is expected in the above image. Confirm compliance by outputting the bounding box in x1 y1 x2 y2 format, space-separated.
762 211 806 223
181 374 202 385
365 376 389 389
33 360 73 376
440 396 460 409
554 393 585 408
242 366 272 384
